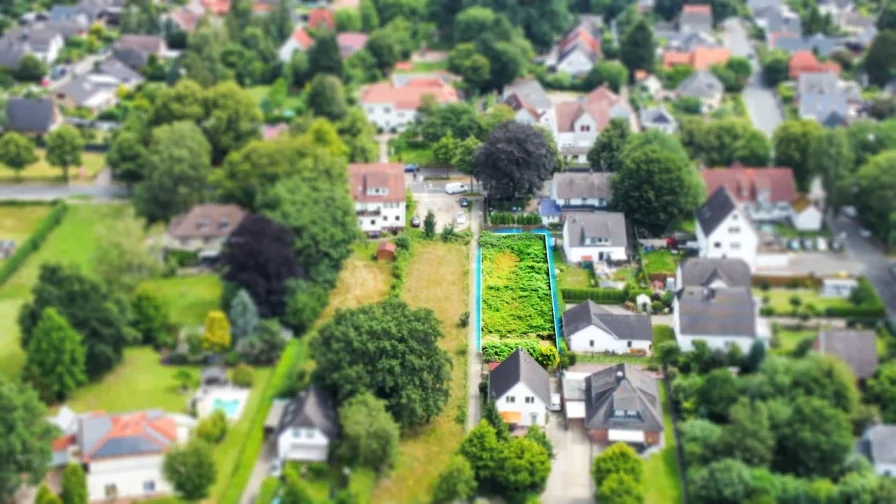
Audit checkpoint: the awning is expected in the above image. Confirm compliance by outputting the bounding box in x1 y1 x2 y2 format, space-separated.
500 411 522 423
566 401 586 420
608 429 646 443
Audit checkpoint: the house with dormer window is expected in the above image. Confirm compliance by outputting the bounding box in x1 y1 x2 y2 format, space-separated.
348 163 406 235
165 204 248 255
702 165 798 223
562 211 629 263
582 364 664 445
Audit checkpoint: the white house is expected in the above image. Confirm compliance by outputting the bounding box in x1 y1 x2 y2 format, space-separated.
360 75 459 131
165 204 248 255
673 285 771 352
553 86 635 164
275 385 340 462
278 26 313 62
488 348 551 427
547 16 602 78
695 187 759 271
790 196 824 231
675 70 724 111
49 409 194 501
348 163 406 235
860 425 896 476
676 257 752 290
503 78 557 132
562 212 629 263
550 171 613 209
562 300 653 353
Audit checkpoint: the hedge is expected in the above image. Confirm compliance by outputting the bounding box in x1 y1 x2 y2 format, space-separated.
562 287 627 304
0 200 67 287
255 477 280 504
482 339 559 369
166 249 199 268
823 305 886 318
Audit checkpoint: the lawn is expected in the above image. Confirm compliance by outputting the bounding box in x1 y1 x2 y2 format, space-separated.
142 274 222 326
643 384 683 504
641 249 681 275
0 150 106 183
387 138 436 167
480 232 555 340
772 329 817 354
554 249 594 289
755 288 851 314
0 204 52 252
373 241 469 504
394 60 448 73
247 85 304 111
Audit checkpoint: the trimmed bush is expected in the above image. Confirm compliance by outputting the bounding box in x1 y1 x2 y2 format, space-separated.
231 364 255 387
482 339 559 369
562 288 627 304
759 306 776 316
165 249 199 268
0 201 67 287
195 409 228 444
824 305 886 318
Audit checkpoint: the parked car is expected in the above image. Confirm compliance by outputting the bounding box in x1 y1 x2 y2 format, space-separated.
550 393 562 412
410 215 421 228
445 182 468 194
788 238 801 251
801 237 815 250
459 197 469 208
455 212 466 226
404 164 418 173
860 228 872 238
842 206 858 218
830 239 844 253
816 237 828 251
269 459 282 478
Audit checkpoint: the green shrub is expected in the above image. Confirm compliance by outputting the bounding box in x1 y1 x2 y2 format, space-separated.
195 409 228 444
0 201 67 287
255 478 280 504
651 300 664 313
561 288 627 304
166 249 199 268
824 305 886 318
458 311 469 328
759 306 776 316
307 462 329 478
231 364 255 387
481 339 562 369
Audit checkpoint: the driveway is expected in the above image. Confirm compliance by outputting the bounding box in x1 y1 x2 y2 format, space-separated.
239 439 276 504
542 410 594 504
829 214 896 318
722 18 783 137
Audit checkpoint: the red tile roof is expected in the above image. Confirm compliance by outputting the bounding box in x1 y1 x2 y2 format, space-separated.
337 32 368 57
308 8 335 30
663 47 730 70
682 4 711 14
85 412 178 461
290 27 313 50
702 165 797 204
52 434 75 452
360 78 458 110
554 85 629 133
788 50 841 78
201 0 229 15
348 163 406 203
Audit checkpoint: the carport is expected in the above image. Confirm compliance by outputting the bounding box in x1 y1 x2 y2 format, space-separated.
562 371 590 424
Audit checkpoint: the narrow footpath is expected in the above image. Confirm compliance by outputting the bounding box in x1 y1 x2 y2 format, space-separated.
465 200 483 431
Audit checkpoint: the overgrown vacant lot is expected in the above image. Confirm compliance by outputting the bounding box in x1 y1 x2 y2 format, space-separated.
480 232 555 340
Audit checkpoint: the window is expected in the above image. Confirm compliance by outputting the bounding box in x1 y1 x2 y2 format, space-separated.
105 485 118 498
714 242 722 249
731 242 741 250
304 429 314 439
370 219 375 225
525 396 535 404
383 216 388 221
395 215 400 221
506 396 516 403
598 198 606 207
728 226 740 233
397 112 405 118
627 341 632 348
580 125 591 132
383 107 392 114
563 199 571 206
143 481 156 492
589 340 595 347
731 213 739 220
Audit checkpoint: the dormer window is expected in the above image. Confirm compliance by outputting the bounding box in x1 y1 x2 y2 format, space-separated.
367 187 388 196
218 218 229 230
197 219 209 230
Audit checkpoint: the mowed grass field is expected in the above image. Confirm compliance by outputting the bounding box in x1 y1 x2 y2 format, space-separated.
0 150 106 183
373 241 469 504
644 385 683 504
0 204 52 250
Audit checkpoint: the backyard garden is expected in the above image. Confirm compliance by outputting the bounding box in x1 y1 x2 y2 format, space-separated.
479 232 559 367
755 278 885 318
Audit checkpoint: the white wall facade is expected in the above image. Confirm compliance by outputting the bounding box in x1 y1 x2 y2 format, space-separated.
278 38 301 63
874 462 896 477
572 113 599 147
87 455 171 501
567 325 653 353
556 49 595 77
562 220 626 262
696 211 758 271
496 382 547 427
552 196 607 209
742 200 793 222
362 103 416 131
672 305 763 352
277 427 330 462
356 201 405 234
791 206 823 231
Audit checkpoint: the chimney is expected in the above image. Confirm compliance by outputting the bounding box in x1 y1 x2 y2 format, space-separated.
615 369 624 385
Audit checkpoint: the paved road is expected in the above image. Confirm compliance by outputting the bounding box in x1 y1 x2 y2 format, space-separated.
829 214 896 318
0 182 125 200
48 51 112 90
723 18 784 137
465 200 483 432
542 410 594 504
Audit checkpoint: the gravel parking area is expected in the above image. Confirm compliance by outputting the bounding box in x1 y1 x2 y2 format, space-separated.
413 193 471 230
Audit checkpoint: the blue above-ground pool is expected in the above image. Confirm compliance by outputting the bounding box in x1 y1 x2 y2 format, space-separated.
212 397 242 419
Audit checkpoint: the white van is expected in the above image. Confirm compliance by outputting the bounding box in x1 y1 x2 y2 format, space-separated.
445 182 468 195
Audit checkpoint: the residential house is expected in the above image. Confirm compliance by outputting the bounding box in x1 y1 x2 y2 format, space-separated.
790 196 824 231
789 50 841 79
676 257 752 291
815 329 878 380
679 4 713 33
5 97 61 135
662 46 730 71
838 11 874 34
799 89 848 126
819 0 853 17
503 78 556 131
274 385 340 462
771 33 846 57
754 5 802 35
665 31 719 52
165 204 248 255
674 284 770 351
360 75 459 131
695 186 759 270
488 348 551 427
583 364 664 445
307 8 335 30
547 15 603 77
278 26 314 62
115 34 167 69
675 70 724 111
337 32 367 58
201 0 230 15
553 85 635 160
634 70 663 97
166 2 204 33
859 425 896 476
54 58 144 111
0 24 64 68
46 6 91 35
549 171 613 209
639 107 678 133
562 300 653 353
538 199 562 225
49 409 194 501
562 211 629 263
348 163 406 235
702 165 798 222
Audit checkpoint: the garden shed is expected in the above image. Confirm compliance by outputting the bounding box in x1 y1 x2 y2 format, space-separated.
636 294 651 313
376 241 397 261
201 366 229 387
822 278 857 298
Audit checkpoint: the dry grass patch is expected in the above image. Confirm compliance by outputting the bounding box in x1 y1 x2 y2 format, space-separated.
372 241 469 504
317 252 392 324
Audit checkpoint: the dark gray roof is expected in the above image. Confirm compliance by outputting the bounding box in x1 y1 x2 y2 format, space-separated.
553 172 613 201
678 258 751 289
91 436 165 459
6 98 57 133
640 107 677 128
864 425 896 465
666 31 719 52
774 34 845 57
57 73 119 106
799 91 849 125
79 415 113 455
565 212 628 248
797 71 839 96
817 329 879 379
97 57 145 84
502 78 552 111
676 70 723 99
563 300 653 341
583 364 664 432
114 47 149 68
697 186 737 235
676 286 757 337
278 385 340 440
488 348 551 405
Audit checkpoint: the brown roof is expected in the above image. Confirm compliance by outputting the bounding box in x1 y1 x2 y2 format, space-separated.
682 4 711 14
377 241 397 253
308 8 335 30
167 204 248 239
816 330 879 380
702 166 797 204
554 85 626 133
118 35 165 55
348 163 405 203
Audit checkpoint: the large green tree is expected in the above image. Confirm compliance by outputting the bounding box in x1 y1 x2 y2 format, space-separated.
773 119 823 192
106 130 148 188
620 18 655 75
24 308 87 403
611 142 702 235
596 473 642 504
15 54 47 82
203 81 262 164
474 121 554 199
809 128 854 212
308 31 343 77
0 131 36 181
45 125 85 183
679 419 721 466
337 392 400 470
310 299 451 428
459 420 501 492
338 107 379 163
494 436 552 499
775 396 853 478
150 79 206 126
307 74 348 120
587 118 630 172
0 376 57 499
856 151 896 245
761 49 790 87
867 363 896 423
162 439 217 500
688 458 754 504
718 399 775 468
92 208 161 295
134 121 212 223
593 442 644 488
130 286 169 347
229 289 259 342
865 30 896 87
19 263 130 379
432 455 476 504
